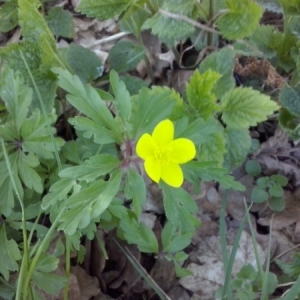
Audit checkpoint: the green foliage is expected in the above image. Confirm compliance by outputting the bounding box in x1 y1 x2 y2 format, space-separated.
220 87 279 129
216 0 263 40
76 0 131 20
280 85 300 118
0 0 18 33
245 160 262 177
45 7 74 38
107 40 145 73
277 253 300 279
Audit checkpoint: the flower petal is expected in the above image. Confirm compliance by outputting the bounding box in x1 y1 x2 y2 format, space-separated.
161 163 183 188
144 156 161 183
152 119 174 146
170 138 196 164
136 133 157 160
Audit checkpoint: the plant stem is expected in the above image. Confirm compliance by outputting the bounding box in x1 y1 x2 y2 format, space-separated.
63 235 71 300
1 139 29 300
207 0 215 46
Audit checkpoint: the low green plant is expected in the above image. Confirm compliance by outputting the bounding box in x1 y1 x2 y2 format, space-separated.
246 160 288 212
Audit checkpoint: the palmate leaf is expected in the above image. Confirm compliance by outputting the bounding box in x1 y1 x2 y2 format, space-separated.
76 0 131 20
53 68 122 143
216 0 263 40
220 87 279 129
186 70 221 119
0 226 21 281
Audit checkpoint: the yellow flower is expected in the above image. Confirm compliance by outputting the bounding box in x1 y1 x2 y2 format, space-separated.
136 119 196 188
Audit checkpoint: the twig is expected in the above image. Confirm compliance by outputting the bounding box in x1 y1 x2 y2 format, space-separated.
87 32 130 49
159 9 220 34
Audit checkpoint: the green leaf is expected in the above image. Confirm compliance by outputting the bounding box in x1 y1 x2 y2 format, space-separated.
183 161 245 191
216 0 263 40
269 185 284 197
124 169 146 216
52 68 122 142
221 87 279 129
35 253 59 273
256 176 269 188
186 70 221 119
65 43 103 83
107 40 145 73
18 0 55 46
0 0 18 33
59 153 120 182
237 264 257 281
0 283 15 300
17 152 43 193
131 86 176 138
198 132 227 167
161 222 193 253
251 186 269 203
280 85 300 118
264 272 278 294
245 160 262 177
120 215 158 253
174 262 193 278
76 0 131 20
223 129 251 170
0 69 32 131
277 253 300 279
270 174 288 186
0 226 21 280
269 196 285 212
110 70 132 121
119 75 148 95
45 7 74 38
31 271 67 295
42 178 75 210
199 47 236 99
142 14 195 46
160 184 200 232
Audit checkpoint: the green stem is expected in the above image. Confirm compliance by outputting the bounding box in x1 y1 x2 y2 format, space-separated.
63 235 71 300
1 140 29 300
207 0 215 47
22 207 65 299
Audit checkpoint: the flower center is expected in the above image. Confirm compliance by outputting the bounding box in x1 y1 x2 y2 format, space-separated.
154 146 173 164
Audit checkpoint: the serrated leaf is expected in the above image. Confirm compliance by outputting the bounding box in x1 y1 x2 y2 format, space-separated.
45 7 74 38
107 40 145 73
237 264 257 281
59 153 120 182
221 87 279 129
76 0 131 20
119 75 148 95
199 47 236 99
280 85 300 118
17 152 43 193
186 70 221 119
276 253 300 279
120 215 158 253
65 43 103 83
161 183 200 232
131 86 176 138
124 169 146 216
110 70 131 120
52 68 122 142
197 132 226 167
18 0 55 46
162 223 193 253
35 253 59 273
0 226 21 280
142 14 195 46
216 0 263 40
32 271 67 295
0 0 18 33
0 283 15 300
223 129 251 170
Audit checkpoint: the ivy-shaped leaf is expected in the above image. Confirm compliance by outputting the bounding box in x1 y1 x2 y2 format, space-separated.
216 0 263 40
221 87 279 129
